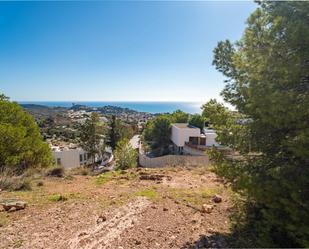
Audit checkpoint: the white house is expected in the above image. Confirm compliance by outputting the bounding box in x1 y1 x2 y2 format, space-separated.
171 123 219 154
203 128 220 147
51 146 92 169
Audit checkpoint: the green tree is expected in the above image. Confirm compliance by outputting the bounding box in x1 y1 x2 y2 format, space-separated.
151 115 171 155
188 114 204 131
114 138 137 170
210 1 309 247
142 115 171 156
171 109 189 123
79 113 105 166
0 94 52 173
107 115 128 150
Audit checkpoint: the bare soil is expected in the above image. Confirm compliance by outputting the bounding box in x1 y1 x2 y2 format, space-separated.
0 167 233 249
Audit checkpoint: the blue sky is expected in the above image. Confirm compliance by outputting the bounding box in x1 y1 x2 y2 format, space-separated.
0 1 257 102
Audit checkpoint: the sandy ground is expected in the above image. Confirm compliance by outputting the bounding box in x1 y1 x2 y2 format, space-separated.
0 167 233 249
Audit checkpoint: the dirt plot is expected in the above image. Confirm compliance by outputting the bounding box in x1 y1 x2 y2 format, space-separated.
0 167 233 249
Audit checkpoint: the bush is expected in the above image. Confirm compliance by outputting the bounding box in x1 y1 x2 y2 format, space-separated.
0 173 31 191
114 139 137 170
69 166 90 176
45 166 64 177
48 194 67 202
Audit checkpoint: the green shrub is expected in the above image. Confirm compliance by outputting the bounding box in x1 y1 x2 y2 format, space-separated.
48 194 67 202
114 139 137 170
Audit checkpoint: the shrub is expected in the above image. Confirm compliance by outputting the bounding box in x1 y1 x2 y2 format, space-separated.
69 166 90 176
48 194 67 202
45 166 64 177
0 173 31 191
114 139 137 170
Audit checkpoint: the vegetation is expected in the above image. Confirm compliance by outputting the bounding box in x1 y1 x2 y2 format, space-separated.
114 138 138 170
48 194 67 202
134 189 157 200
45 166 64 177
106 115 130 150
0 94 52 174
0 172 32 191
188 114 205 131
79 112 106 166
208 1 309 247
171 109 189 123
143 115 172 156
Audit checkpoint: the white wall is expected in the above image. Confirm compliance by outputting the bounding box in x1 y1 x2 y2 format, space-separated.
171 124 201 147
139 153 209 168
205 133 220 147
52 148 90 169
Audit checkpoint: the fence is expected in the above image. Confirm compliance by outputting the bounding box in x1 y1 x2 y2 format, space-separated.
139 153 210 168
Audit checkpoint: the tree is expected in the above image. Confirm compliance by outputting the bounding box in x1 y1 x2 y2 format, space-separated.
142 115 171 156
188 114 204 131
107 115 129 150
0 94 52 173
151 115 171 155
114 138 137 170
171 109 189 123
79 112 105 167
210 1 309 247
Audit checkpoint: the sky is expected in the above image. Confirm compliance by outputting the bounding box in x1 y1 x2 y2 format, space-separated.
0 1 257 102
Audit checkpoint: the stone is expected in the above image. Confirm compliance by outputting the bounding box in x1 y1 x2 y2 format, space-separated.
134 239 141 245
96 215 107 224
78 232 88 237
163 207 168 211
212 195 222 203
202 204 213 214
0 200 27 212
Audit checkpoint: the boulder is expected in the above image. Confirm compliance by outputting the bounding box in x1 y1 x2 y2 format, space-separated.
0 200 27 212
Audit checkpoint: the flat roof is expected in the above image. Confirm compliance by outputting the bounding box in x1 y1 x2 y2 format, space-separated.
172 123 199 129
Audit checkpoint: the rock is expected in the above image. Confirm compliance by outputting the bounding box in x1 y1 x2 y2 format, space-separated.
78 232 88 237
202 204 213 213
212 195 222 203
146 226 153 231
134 239 141 245
96 215 107 224
0 200 27 212
163 207 168 211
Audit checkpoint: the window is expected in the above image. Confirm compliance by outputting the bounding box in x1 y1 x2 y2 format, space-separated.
200 137 206 146
189 137 198 145
56 158 61 165
79 154 83 162
84 154 87 161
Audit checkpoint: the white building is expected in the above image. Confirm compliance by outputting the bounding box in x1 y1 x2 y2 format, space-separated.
171 123 219 154
51 146 92 169
203 128 220 147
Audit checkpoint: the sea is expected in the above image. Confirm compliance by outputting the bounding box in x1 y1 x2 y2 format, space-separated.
18 101 203 114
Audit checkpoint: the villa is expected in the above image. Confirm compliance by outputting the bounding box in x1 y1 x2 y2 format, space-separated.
51 144 93 168
171 123 219 155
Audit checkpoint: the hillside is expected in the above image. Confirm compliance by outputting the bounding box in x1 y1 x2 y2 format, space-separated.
0 167 234 249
